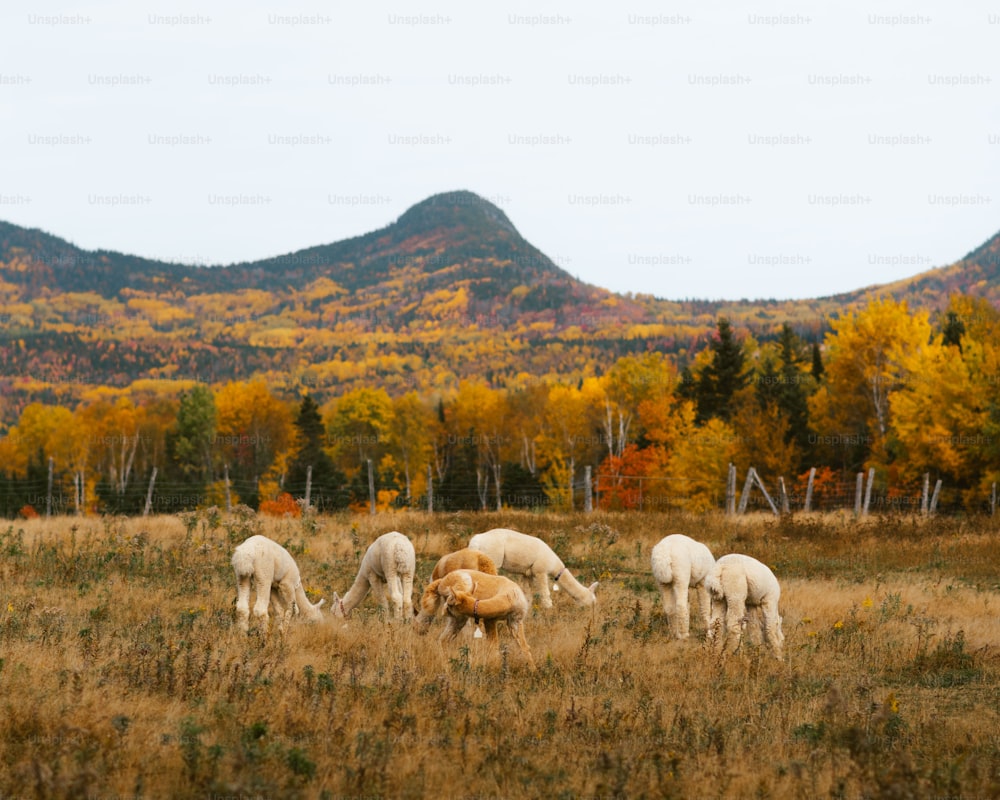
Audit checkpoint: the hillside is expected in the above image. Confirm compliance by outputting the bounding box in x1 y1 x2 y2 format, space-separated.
0 192 675 418
830 229 1000 309
0 191 997 420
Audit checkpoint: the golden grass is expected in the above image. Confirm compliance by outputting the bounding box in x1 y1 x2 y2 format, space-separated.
1 509 998 799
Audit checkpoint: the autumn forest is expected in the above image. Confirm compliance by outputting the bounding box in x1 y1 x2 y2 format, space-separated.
3 192 1000 518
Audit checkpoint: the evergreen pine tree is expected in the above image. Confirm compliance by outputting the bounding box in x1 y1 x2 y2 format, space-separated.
810 341 825 381
695 318 748 422
776 323 811 454
165 384 217 509
286 395 349 511
940 310 965 351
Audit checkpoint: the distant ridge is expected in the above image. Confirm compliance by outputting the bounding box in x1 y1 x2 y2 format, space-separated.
0 193 998 418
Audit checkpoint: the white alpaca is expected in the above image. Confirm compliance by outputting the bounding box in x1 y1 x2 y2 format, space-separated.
232 535 326 633
332 531 416 620
705 553 784 659
467 528 597 609
651 534 716 639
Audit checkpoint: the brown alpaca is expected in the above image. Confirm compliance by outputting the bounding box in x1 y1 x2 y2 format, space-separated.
414 569 535 669
431 548 498 580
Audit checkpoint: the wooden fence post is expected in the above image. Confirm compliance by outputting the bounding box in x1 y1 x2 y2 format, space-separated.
921 472 930 515
584 465 592 513
804 466 816 512
143 467 158 517
737 469 754 514
47 457 54 518
224 464 232 513
854 472 863 517
494 463 502 512
304 465 312 509
863 467 875 516
929 479 943 515
568 457 575 511
427 464 434 512
778 476 790 514
368 459 376 515
751 468 779 516
726 463 737 515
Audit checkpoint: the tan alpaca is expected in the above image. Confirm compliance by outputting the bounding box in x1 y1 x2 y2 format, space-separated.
414 569 535 669
430 548 498 580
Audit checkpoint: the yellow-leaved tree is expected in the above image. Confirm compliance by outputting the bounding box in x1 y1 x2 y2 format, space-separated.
808 297 933 476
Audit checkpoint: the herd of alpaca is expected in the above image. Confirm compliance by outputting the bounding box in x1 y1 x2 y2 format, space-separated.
231 526 784 661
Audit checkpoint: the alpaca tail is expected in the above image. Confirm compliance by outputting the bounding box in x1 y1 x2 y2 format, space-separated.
478 554 498 575
704 567 723 599
393 541 413 575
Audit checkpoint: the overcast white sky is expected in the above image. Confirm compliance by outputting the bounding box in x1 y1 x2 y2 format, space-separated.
2 1 999 301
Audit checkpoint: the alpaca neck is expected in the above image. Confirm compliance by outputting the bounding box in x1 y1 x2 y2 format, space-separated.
555 569 595 605
339 570 372 613
294 583 323 619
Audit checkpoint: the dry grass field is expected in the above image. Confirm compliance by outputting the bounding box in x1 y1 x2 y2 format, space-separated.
0 509 998 799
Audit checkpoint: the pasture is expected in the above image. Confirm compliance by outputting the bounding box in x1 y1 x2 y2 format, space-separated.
0 509 998 799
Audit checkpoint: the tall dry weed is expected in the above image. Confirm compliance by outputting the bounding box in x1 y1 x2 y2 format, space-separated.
0 511 996 798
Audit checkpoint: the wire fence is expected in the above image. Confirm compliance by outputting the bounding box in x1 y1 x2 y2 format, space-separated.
0 464 991 518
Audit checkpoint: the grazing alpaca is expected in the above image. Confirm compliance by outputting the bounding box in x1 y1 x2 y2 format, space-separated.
650 534 716 639
431 547 498 580
231 535 326 633
705 554 784 659
414 569 535 669
467 528 597 608
332 531 416 620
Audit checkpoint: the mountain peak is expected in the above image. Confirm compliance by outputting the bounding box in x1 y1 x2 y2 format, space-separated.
393 190 520 240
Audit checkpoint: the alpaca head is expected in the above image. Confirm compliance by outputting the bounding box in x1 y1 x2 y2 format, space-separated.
330 592 348 619
445 588 476 615
413 580 444 632
303 597 327 623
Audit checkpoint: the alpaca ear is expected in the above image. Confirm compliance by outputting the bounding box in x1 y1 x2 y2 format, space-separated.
316 598 326 609
588 582 599 593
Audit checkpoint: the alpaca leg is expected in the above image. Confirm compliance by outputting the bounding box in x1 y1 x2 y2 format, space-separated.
509 619 536 670
762 602 784 659
657 583 677 634
235 575 252 632
674 581 691 639
534 573 552 608
402 573 414 619
370 578 389 615
439 614 466 645
708 595 727 647
724 596 747 654
275 581 296 633
252 576 273 630
386 575 404 620
695 583 712 638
